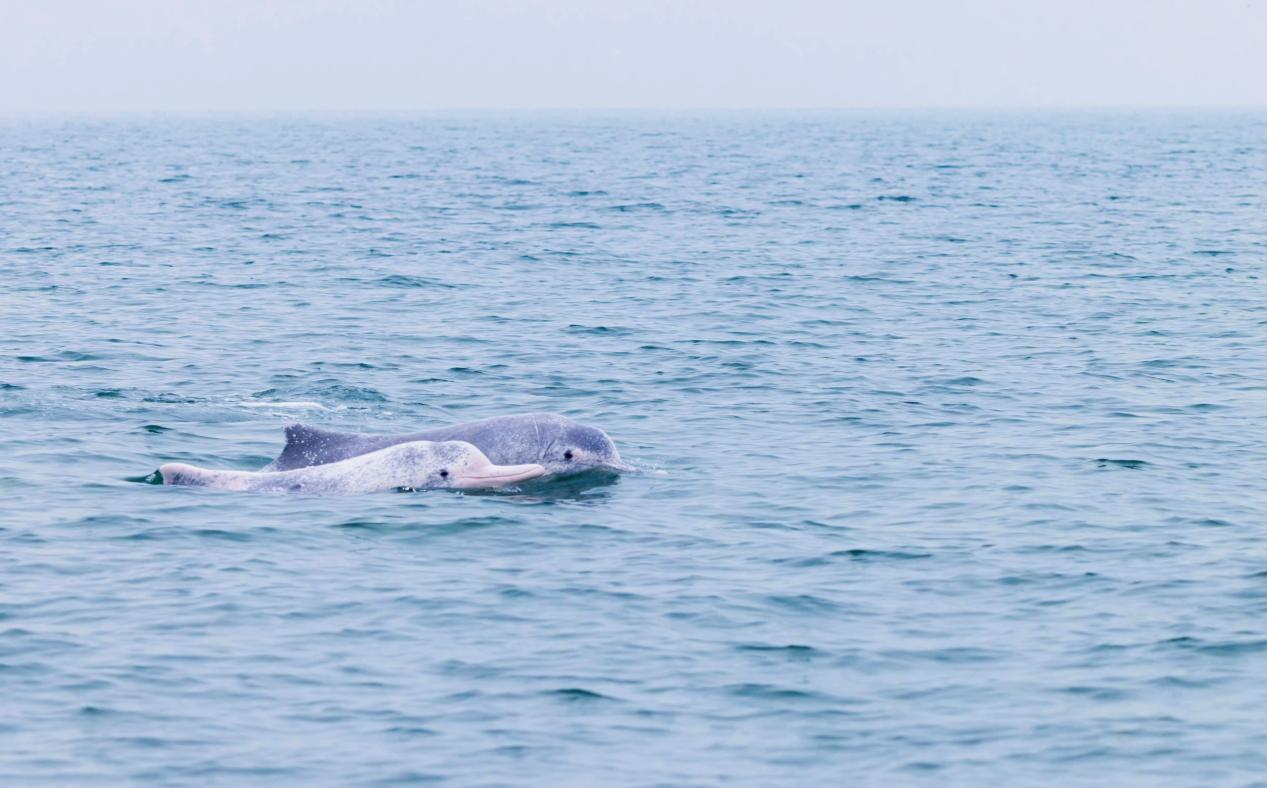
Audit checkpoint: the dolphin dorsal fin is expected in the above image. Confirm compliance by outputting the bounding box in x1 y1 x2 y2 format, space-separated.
284 422 347 447
263 423 363 471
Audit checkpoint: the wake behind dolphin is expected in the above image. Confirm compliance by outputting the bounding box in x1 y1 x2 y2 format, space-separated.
162 440 544 494
264 413 633 477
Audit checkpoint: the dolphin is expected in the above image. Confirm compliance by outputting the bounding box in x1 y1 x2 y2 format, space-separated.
162 440 544 494
262 413 633 477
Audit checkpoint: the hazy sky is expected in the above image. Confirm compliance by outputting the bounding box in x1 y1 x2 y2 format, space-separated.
2 0 1264 112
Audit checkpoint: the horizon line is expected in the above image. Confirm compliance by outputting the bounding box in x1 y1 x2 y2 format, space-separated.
1 104 1264 118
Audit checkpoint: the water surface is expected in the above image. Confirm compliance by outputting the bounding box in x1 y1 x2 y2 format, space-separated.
1 111 1265 785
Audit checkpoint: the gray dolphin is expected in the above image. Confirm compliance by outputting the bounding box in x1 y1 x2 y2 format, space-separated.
162 440 544 494
262 413 633 477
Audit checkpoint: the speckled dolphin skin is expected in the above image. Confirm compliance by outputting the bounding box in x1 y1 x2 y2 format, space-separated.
162 440 544 494
262 413 633 477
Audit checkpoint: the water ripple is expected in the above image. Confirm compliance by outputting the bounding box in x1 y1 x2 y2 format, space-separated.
0 110 1263 785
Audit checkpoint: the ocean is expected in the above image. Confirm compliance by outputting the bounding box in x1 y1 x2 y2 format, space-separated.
1 110 1264 785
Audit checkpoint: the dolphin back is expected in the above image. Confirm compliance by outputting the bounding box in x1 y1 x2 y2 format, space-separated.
262 414 623 475
161 462 258 491
263 416 544 471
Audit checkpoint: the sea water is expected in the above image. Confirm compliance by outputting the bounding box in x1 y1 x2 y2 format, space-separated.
1 111 1264 785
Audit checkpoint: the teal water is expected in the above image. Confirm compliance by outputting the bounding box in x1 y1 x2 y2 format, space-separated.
1 111 1265 785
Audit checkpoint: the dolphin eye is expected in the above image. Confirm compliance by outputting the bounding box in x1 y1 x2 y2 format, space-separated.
563 450 573 461
439 469 449 478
